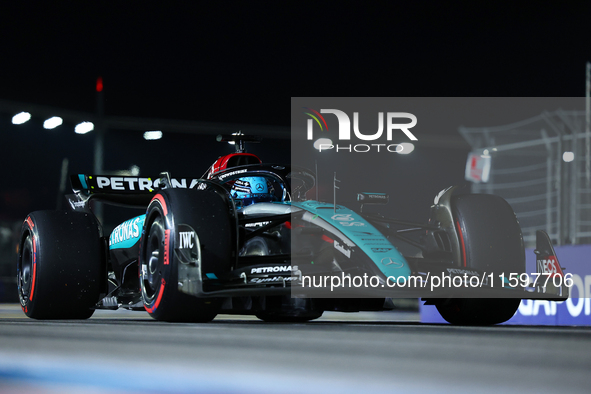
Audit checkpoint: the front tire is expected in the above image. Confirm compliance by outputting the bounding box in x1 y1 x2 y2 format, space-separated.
435 194 524 325
435 298 521 326
452 194 525 274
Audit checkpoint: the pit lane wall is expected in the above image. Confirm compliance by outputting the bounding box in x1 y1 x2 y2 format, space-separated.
420 244 591 325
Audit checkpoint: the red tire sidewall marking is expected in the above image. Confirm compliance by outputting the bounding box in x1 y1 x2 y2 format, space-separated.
145 278 166 314
144 195 170 314
455 220 467 268
163 229 170 265
150 194 168 216
29 233 37 301
20 217 37 314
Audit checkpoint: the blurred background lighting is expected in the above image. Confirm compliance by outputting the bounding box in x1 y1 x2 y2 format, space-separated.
74 121 94 134
313 138 333 151
563 152 574 162
43 116 63 129
397 142 415 154
12 112 31 125
143 130 163 140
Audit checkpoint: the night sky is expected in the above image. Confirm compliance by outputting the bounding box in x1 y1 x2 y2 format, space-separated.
1 2 591 225
2 2 591 122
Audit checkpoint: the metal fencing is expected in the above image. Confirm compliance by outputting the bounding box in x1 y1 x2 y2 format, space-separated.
460 110 591 247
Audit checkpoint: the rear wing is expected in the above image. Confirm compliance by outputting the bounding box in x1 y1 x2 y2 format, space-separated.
70 174 208 194
66 164 301 212
67 173 207 211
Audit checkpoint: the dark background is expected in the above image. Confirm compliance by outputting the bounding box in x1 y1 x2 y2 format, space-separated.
1 2 590 229
2 2 590 119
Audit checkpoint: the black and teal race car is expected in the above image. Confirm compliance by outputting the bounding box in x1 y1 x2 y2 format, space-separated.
16 136 569 325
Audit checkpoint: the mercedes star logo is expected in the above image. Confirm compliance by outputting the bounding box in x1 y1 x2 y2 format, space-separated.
381 257 404 268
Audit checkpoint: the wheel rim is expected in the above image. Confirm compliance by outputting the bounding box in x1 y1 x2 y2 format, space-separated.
141 215 165 304
18 234 34 302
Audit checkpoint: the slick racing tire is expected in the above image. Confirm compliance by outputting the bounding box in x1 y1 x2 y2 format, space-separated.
17 211 103 319
436 194 524 325
140 189 233 322
255 296 323 322
435 298 521 326
452 194 525 274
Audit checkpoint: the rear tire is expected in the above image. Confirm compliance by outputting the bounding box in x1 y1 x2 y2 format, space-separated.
140 189 233 322
17 211 103 319
255 296 323 322
435 194 524 325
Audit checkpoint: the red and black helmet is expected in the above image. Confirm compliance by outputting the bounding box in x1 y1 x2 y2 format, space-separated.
206 152 262 179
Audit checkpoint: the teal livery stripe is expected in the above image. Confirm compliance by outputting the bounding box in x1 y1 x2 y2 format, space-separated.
78 174 88 190
109 215 146 250
291 201 411 280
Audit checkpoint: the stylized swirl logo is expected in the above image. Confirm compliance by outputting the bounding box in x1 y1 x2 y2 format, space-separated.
303 107 328 131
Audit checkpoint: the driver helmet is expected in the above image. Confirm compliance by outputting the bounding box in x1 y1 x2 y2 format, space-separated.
231 176 276 208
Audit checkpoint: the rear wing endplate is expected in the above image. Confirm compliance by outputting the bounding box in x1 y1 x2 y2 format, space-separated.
533 230 569 299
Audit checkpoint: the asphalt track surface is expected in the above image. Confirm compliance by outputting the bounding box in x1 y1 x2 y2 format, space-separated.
0 304 590 393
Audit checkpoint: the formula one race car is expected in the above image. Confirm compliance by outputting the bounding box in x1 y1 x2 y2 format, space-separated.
17 135 569 325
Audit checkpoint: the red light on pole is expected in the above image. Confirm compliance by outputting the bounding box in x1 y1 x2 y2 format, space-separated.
96 77 103 92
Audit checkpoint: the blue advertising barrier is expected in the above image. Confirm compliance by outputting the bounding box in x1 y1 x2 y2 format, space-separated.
420 244 591 325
